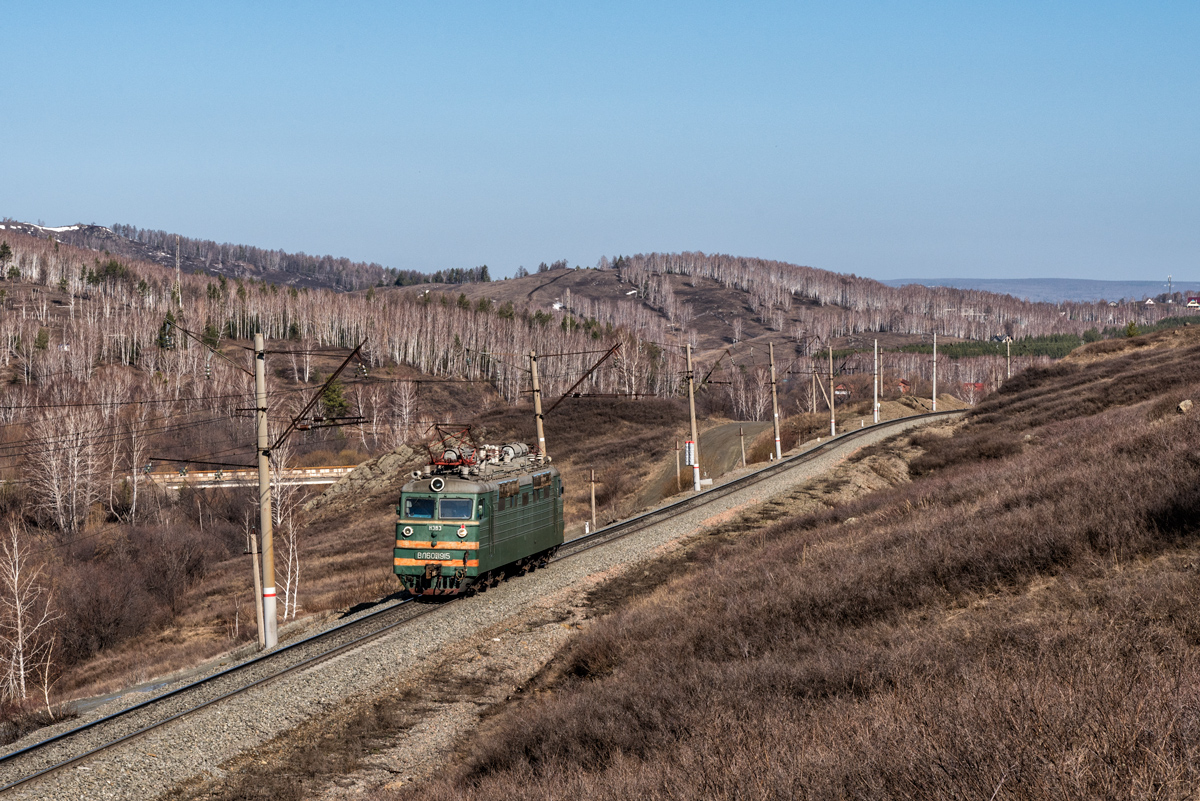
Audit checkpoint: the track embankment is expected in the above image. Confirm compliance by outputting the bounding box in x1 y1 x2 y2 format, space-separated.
2 413 960 801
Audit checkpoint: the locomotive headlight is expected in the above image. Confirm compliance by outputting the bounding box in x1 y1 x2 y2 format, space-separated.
402 526 414 538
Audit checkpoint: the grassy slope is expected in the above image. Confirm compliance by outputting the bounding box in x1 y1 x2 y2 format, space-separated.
412 326 1200 800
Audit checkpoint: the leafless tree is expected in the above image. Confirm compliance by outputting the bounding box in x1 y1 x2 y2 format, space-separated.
0 522 60 706
749 367 771 422
270 438 304 621
27 405 104 535
390 381 418 448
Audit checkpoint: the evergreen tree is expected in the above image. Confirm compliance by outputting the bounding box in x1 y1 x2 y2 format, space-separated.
321 379 350 418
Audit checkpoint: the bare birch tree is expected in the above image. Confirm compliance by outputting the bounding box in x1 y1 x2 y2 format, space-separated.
269 438 304 620
27 405 104 534
0 522 59 705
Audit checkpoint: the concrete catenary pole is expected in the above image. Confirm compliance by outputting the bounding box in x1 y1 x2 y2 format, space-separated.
769 342 782 460
932 332 938 412
530 350 546 458
740 426 747 467
828 345 836 437
254 333 277 650
686 344 701 492
873 338 880 424
1006 337 1011 379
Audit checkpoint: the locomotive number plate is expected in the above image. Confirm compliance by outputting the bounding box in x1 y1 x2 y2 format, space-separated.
428 525 442 532
416 551 457 560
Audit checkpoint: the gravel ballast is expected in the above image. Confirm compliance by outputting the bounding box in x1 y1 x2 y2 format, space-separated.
4 415 955 801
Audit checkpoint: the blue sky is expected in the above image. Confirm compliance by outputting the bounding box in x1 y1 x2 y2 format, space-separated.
2 2 1196 281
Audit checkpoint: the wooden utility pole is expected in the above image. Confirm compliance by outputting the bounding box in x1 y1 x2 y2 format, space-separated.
530 350 546 458
675 441 681 492
873 338 879 424
590 469 597 531
932 333 938 412
686 344 701 492
769 343 781 460
254 333 277 650
828 345 836 437
249 529 265 649
739 426 746 467
811 367 817 414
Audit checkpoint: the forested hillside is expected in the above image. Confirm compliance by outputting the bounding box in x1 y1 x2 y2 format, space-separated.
0 220 1192 723
0 220 495 292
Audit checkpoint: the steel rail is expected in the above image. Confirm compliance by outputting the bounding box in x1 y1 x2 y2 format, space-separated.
0 409 962 793
559 410 963 558
0 597 428 794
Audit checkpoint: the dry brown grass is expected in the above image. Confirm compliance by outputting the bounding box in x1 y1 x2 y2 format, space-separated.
403 339 1200 800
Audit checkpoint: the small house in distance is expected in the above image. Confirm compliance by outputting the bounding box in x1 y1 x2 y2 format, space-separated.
898 378 912 394
1187 297 1200 308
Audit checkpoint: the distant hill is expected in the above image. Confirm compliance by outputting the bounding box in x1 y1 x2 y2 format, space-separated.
0 219 492 292
883 277 1200 304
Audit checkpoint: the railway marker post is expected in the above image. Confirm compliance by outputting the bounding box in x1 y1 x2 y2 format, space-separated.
675 441 681 492
590 469 597 531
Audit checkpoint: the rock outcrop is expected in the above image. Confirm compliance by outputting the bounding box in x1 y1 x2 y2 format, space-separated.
304 445 418 513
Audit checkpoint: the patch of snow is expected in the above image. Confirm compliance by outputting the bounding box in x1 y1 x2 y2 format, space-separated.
42 225 81 233
625 289 638 296
551 302 563 310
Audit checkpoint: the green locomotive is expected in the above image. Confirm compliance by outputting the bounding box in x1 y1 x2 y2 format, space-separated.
394 439 564 596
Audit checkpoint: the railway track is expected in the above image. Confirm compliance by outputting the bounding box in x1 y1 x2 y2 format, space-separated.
0 598 434 794
0 410 961 795
560 410 963 558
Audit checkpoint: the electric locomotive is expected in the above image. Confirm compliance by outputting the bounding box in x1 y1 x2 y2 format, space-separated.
394 436 564 596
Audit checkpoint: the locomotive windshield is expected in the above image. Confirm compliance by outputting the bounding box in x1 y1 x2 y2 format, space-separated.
404 497 436 519
439 498 474 520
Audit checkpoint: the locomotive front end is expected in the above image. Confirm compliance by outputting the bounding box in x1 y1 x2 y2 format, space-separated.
394 475 490 596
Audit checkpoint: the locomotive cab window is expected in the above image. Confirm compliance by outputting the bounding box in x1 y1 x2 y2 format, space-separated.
405 497 435 519
439 498 474 520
